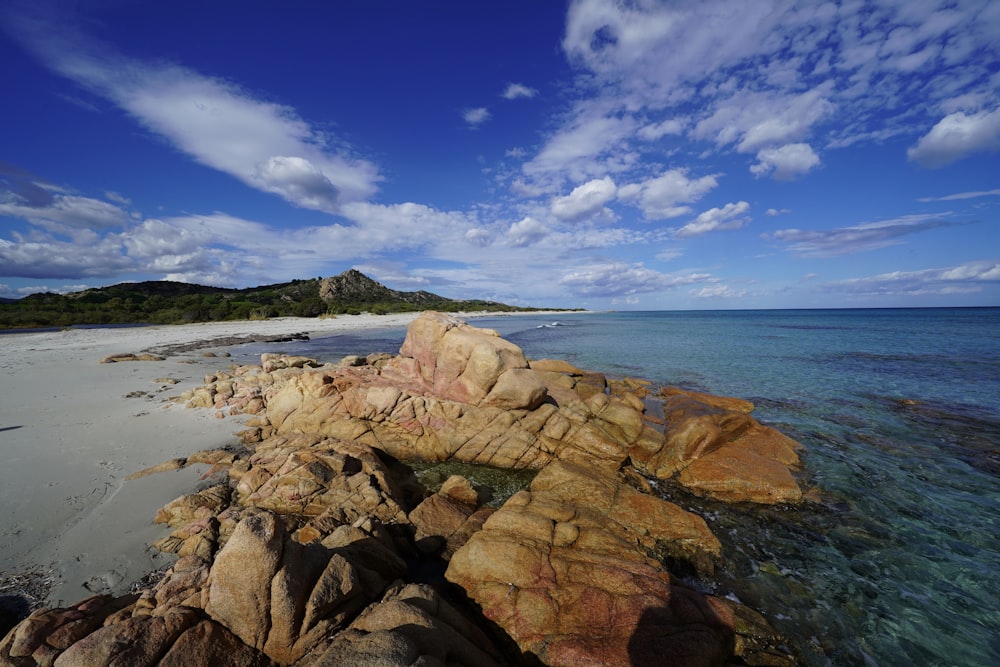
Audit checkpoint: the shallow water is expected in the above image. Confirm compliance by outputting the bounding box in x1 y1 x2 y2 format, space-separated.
236 308 1000 666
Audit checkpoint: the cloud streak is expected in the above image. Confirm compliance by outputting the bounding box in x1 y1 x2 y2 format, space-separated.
826 260 1000 296
766 215 955 257
8 10 380 212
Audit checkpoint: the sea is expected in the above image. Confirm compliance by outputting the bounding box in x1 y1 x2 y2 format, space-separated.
233 308 1000 666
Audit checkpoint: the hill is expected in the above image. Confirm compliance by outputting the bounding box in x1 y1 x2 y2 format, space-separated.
0 270 563 328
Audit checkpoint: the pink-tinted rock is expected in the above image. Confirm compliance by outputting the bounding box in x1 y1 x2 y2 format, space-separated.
446 460 733 666
395 311 540 407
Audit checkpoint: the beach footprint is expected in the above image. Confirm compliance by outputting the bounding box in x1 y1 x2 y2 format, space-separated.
82 568 124 595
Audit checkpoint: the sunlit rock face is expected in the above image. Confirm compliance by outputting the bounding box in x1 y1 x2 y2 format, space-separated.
1 312 804 666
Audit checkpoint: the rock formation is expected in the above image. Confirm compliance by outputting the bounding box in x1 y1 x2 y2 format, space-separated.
2 311 805 666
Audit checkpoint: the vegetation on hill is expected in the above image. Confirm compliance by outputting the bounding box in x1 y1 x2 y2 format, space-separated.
0 270 568 328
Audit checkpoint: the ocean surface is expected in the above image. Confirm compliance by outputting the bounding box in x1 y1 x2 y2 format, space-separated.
234 308 1000 666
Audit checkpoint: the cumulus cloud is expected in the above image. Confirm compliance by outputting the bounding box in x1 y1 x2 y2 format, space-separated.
618 169 718 220
750 143 821 180
502 83 537 99
767 214 954 256
550 177 617 221
826 260 1000 296
254 157 340 211
463 107 491 126
675 201 750 238
908 106 1000 167
559 261 716 297
506 217 549 247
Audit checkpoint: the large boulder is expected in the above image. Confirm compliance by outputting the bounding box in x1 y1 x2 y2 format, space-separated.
206 512 406 664
446 460 733 666
394 311 547 409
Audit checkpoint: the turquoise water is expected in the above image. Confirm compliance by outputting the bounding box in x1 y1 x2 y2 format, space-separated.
235 308 1000 666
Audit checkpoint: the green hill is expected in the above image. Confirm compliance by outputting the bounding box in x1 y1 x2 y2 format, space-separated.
0 270 563 328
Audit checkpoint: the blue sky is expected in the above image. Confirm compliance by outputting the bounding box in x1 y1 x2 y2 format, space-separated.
1 0 998 310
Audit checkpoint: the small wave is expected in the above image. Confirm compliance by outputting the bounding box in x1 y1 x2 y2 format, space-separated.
536 321 566 328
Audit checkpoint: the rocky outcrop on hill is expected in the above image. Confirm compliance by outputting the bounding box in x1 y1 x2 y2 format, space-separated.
2 312 805 666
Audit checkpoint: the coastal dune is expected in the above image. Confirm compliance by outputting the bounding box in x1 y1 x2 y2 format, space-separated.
0 314 424 607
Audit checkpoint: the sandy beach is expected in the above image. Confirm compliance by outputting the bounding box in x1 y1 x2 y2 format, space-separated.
0 313 436 607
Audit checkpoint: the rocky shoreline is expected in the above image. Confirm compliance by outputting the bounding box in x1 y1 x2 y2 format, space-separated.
1 312 810 666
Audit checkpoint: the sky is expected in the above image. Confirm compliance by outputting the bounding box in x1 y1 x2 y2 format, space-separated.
1 0 998 310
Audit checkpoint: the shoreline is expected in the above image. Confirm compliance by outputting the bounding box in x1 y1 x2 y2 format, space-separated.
0 311 567 608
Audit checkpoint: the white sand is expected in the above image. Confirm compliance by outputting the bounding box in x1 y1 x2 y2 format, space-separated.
0 313 432 606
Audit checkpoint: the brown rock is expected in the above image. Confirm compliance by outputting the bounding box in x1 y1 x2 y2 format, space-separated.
206 512 285 652
52 607 199 666
482 368 548 410
206 512 406 665
0 595 135 665
528 358 586 375
158 619 275 667
677 442 803 504
395 311 539 406
409 476 494 558
299 583 503 666
99 353 165 363
660 387 755 413
637 391 805 505
446 460 733 666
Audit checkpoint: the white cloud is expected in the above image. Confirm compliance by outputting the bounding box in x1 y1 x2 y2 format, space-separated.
693 87 835 153
827 260 1000 296
0 234 130 279
767 214 954 256
0 193 128 232
917 188 1000 202
463 107 491 126
506 217 549 247
655 247 683 262
522 103 636 184
638 118 685 140
11 17 380 211
908 106 1000 167
766 208 791 216
555 0 1000 179
689 284 748 299
562 0 785 105
254 156 340 211
559 261 716 297
550 177 617 221
675 201 750 238
619 169 718 220
750 143 821 180
502 83 537 100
